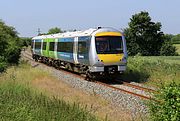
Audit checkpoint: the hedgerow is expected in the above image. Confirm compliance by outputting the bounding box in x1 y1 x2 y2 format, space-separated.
148 82 180 121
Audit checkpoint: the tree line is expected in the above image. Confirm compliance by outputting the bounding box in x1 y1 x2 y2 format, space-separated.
168 34 180 44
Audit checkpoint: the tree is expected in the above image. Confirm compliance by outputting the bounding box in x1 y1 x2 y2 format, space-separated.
0 19 21 72
124 11 164 56
20 37 32 47
124 28 140 55
48 27 62 34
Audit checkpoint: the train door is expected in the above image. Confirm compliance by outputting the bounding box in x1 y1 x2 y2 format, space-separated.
48 38 55 58
42 39 49 57
77 36 90 65
54 38 58 59
73 37 78 64
34 39 42 56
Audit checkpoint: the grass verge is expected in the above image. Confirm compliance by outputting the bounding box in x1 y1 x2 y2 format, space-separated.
0 82 98 121
0 64 98 121
0 61 135 121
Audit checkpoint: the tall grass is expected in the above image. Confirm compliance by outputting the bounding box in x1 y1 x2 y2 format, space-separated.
0 62 99 121
121 56 180 87
174 44 180 55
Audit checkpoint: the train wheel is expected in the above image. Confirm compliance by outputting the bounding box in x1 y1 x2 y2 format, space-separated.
85 71 95 81
35 56 38 62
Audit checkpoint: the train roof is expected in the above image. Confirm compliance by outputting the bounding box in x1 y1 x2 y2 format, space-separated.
32 27 121 40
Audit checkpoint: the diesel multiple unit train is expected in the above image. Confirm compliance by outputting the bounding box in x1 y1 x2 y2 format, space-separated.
31 27 127 78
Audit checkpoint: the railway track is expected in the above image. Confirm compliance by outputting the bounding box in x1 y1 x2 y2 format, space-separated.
119 81 156 92
95 81 154 100
22 51 157 101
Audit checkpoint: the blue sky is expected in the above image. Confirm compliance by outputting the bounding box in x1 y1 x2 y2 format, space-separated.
0 0 180 37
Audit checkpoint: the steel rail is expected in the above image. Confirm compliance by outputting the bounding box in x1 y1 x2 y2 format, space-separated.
94 81 155 100
116 80 156 92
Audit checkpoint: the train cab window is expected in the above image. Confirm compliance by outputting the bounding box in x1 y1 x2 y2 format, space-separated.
35 42 41 49
49 42 55 51
96 40 109 52
43 42 46 50
57 42 73 53
95 36 123 54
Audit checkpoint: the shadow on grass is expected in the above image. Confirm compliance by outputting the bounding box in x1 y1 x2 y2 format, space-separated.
94 69 150 85
119 69 150 83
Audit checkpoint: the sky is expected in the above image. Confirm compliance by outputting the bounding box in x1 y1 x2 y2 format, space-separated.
0 0 180 37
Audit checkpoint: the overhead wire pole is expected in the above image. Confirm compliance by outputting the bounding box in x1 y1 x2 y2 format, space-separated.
37 28 41 35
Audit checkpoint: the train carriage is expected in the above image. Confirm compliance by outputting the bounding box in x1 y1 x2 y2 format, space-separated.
31 27 127 78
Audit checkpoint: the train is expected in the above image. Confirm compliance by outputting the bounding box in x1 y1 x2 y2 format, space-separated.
31 27 127 79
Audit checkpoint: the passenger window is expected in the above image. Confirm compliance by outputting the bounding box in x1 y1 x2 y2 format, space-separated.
57 42 73 53
43 42 46 50
35 42 41 49
49 42 55 51
78 42 87 54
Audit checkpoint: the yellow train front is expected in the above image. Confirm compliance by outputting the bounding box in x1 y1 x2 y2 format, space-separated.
88 27 127 77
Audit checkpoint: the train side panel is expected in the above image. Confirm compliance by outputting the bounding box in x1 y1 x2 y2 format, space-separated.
57 37 74 63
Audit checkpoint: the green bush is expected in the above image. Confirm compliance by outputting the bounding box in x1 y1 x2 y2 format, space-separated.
0 19 21 72
5 42 21 64
148 82 180 121
0 61 7 73
19 37 32 47
121 56 150 82
160 42 178 56
0 56 7 73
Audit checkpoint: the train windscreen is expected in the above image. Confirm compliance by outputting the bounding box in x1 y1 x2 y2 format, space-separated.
95 36 123 54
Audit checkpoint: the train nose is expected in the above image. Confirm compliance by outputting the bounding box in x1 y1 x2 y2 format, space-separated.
97 54 124 64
